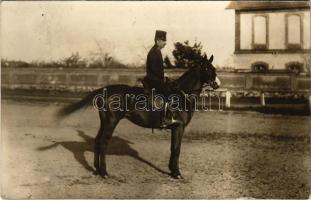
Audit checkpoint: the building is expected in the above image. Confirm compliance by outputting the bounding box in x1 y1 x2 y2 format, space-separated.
227 1 310 73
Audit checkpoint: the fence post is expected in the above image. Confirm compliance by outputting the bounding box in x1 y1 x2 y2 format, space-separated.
260 92 266 106
225 90 231 108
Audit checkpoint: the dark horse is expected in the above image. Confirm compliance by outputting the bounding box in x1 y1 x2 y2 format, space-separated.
57 55 220 179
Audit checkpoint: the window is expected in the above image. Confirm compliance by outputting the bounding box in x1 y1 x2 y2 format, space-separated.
251 61 269 72
285 62 303 74
252 15 268 50
286 14 302 49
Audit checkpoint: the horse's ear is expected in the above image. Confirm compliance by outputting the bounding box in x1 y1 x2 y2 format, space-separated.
209 55 214 63
203 53 207 60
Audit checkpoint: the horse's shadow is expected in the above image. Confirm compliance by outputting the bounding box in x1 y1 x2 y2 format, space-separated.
37 130 169 175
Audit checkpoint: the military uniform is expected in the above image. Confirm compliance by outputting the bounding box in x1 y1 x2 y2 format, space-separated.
145 30 179 127
146 30 167 94
146 45 166 93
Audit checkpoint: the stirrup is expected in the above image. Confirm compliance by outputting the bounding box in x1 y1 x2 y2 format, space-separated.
171 118 182 124
160 118 170 128
160 117 182 128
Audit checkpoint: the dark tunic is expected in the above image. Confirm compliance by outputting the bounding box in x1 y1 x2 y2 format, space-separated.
146 45 164 83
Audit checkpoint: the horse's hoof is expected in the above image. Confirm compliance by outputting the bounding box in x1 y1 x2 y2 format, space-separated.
99 172 109 179
97 170 109 179
101 174 109 179
171 172 183 179
174 174 184 179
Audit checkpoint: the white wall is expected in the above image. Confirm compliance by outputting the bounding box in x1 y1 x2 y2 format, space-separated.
239 10 310 50
240 13 252 49
235 10 310 70
233 53 309 70
302 11 311 49
269 12 286 49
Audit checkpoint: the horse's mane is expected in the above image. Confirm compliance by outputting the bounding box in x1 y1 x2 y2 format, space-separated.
173 66 200 85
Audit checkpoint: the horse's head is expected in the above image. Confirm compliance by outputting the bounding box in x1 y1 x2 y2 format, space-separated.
199 54 220 90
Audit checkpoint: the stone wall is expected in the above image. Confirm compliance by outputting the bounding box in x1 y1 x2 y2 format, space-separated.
2 67 311 96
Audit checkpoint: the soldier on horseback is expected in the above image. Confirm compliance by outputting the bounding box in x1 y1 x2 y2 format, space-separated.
58 30 220 179
145 30 178 127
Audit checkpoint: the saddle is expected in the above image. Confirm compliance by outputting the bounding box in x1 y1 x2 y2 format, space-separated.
139 76 178 94
139 77 164 109
139 76 183 109
140 77 152 94
138 76 183 127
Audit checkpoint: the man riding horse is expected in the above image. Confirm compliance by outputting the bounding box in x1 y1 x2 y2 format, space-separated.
57 31 221 179
145 30 178 127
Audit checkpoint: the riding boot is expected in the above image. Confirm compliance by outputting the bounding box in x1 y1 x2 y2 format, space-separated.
160 103 181 128
160 103 169 128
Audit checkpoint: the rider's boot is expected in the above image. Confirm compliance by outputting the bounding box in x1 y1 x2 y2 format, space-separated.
160 103 182 128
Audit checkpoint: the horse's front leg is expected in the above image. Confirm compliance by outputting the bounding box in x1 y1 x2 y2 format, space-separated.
169 124 184 179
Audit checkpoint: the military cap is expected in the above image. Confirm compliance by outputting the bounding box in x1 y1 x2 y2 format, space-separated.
155 30 167 41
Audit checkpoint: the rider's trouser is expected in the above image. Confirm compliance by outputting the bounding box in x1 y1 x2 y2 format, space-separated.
146 79 170 123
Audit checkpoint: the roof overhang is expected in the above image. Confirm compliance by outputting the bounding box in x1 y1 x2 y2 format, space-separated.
226 1 310 11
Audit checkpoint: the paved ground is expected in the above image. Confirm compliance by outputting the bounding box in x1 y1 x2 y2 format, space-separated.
1 100 310 199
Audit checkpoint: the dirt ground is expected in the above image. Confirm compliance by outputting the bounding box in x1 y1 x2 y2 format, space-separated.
1 100 310 199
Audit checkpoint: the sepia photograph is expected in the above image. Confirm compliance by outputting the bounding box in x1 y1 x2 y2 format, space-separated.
1 1 310 199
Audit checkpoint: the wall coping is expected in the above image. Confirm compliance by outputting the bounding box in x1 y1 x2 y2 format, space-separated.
2 67 310 77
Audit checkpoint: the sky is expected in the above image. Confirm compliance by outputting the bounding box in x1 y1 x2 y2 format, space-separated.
1 1 235 67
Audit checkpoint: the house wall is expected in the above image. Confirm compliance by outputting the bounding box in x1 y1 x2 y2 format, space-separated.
233 53 309 70
240 10 310 50
240 13 252 49
302 11 311 49
269 12 286 49
236 10 310 70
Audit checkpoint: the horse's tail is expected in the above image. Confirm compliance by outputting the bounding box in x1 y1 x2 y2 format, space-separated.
57 88 103 118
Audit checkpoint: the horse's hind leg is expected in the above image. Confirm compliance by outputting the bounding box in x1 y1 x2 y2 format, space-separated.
94 111 104 174
94 111 119 178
